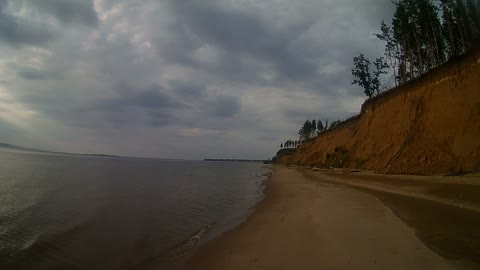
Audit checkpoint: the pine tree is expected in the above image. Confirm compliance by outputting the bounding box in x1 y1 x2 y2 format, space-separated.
376 20 401 85
311 120 316 138
317 120 324 133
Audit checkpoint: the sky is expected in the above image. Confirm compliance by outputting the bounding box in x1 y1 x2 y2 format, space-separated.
0 0 395 159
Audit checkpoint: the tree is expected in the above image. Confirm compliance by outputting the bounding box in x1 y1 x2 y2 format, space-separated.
366 0 480 88
298 126 306 141
299 120 318 141
416 0 445 69
311 120 317 137
375 20 400 85
330 120 342 129
317 120 324 133
373 57 390 94
352 54 389 98
352 54 372 98
466 0 480 32
304 120 312 140
441 0 462 56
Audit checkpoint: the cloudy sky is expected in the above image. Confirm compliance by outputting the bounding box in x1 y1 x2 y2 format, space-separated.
0 0 395 159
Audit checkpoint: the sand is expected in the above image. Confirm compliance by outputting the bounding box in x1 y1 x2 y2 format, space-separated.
186 166 480 270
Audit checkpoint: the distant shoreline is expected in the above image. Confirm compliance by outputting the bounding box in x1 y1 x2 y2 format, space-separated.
0 143 120 158
203 159 267 163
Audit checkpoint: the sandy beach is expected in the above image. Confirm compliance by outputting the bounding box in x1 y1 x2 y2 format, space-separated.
186 166 480 270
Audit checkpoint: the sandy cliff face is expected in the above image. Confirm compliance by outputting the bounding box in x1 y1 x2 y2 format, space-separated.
278 45 480 175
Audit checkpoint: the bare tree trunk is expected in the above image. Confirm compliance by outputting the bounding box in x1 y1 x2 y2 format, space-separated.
431 21 440 64
413 25 423 75
408 42 414 80
445 9 456 56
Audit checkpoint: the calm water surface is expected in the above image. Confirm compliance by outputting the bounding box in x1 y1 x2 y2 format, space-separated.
0 149 268 269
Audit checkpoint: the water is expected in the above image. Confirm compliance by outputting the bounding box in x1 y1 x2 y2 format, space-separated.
0 149 269 270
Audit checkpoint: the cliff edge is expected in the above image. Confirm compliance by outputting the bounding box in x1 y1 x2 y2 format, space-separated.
278 43 480 175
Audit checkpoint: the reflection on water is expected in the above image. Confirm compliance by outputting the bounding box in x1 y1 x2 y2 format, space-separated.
0 150 268 270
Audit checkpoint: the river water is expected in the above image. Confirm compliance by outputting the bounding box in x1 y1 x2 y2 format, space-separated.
0 149 268 269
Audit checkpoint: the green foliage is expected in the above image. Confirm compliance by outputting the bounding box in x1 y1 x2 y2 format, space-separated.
298 119 322 141
329 120 342 129
352 54 389 98
325 146 351 168
295 118 346 142
373 0 479 84
298 120 316 141
375 20 401 85
317 120 324 132
280 140 299 149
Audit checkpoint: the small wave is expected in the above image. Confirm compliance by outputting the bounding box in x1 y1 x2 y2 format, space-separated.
155 223 214 268
20 233 40 251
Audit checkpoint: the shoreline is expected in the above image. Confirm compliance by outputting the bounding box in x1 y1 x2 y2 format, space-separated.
185 166 480 270
155 166 273 270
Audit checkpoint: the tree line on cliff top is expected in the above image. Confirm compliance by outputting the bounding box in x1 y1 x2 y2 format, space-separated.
352 0 480 98
280 119 342 149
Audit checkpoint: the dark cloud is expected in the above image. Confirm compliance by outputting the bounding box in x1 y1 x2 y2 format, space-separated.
0 3 53 46
0 0 97 47
16 66 52 80
102 83 182 111
169 80 206 99
147 111 172 127
98 83 185 127
164 0 315 81
27 0 98 27
209 96 241 118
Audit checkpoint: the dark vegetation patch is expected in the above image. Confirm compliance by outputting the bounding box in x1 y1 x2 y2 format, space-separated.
325 146 351 168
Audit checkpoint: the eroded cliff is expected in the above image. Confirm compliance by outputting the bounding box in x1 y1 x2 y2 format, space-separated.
278 44 480 175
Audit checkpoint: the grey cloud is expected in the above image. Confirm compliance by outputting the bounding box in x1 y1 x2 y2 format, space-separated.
98 83 185 127
283 94 360 122
16 66 52 80
169 80 206 99
283 109 342 124
102 83 183 111
152 20 203 65
27 0 98 27
165 0 315 81
0 119 20 142
0 4 53 46
147 111 172 127
0 0 398 158
210 96 241 118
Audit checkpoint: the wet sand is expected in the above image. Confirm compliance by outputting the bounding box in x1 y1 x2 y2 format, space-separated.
186 166 480 270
